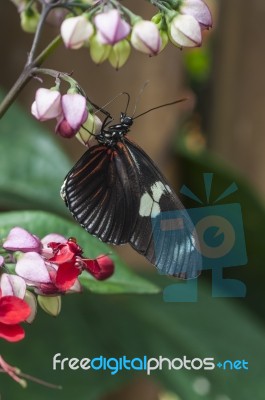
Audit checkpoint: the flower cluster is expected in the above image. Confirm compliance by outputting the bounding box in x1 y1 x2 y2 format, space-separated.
0 227 114 343
31 87 102 141
59 1 212 68
13 0 212 69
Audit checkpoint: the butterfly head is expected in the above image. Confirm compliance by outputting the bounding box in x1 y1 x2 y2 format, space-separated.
120 113 133 127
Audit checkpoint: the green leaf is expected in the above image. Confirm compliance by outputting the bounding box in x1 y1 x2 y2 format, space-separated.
0 210 159 295
0 90 71 215
1 280 264 399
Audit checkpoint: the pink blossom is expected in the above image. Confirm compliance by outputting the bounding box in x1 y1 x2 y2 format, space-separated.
169 14 202 48
56 93 88 138
31 88 62 121
3 227 41 253
131 20 162 56
61 15 94 49
94 9 130 45
0 274 26 299
181 0 212 29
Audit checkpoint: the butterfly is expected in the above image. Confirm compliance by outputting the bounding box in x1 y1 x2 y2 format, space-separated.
61 98 201 279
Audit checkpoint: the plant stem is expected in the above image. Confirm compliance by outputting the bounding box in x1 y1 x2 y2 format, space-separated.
0 0 65 120
32 67 78 87
0 35 61 119
27 3 51 65
0 68 31 119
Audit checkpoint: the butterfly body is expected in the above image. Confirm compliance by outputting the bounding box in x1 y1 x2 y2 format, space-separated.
96 113 133 147
61 112 201 279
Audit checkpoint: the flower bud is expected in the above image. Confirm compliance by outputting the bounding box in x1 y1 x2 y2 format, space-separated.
131 20 162 56
24 291 37 323
3 227 41 253
160 30 169 51
38 295 61 317
83 255 114 280
109 40 131 69
89 35 111 64
169 14 202 48
151 14 169 52
94 9 130 45
61 15 94 49
181 0 212 30
20 7 40 33
76 113 103 146
31 88 62 122
56 93 88 138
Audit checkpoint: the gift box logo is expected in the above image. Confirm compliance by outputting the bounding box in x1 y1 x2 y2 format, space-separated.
152 173 248 302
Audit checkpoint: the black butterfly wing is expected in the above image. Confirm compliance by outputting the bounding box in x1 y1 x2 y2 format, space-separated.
124 138 201 279
62 139 201 279
61 143 140 244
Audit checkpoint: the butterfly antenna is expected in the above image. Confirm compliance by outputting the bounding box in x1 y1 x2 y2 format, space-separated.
80 124 97 137
93 92 131 116
132 81 150 117
133 98 187 120
123 92 130 114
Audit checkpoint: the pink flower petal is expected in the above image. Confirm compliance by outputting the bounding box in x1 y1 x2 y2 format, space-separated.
131 21 162 56
15 252 51 283
3 227 41 253
61 93 88 130
95 9 130 45
34 88 62 121
170 14 202 48
61 15 94 49
0 274 26 299
181 0 212 29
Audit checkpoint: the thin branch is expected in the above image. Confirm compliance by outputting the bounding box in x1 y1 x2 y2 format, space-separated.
27 2 52 65
0 36 61 119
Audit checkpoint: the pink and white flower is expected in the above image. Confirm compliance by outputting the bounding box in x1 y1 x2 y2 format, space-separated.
56 93 88 138
131 20 162 56
31 88 62 121
61 15 94 49
169 14 202 48
94 9 130 45
180 0 212 30
3 227 41 253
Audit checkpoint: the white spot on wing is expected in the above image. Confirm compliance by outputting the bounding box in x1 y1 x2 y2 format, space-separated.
139 192 153 216
139 181 167 217
151 181 167 202
151 203 161 218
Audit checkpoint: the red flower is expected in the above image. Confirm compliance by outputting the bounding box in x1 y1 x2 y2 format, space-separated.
82 255 115 280
0 290 31 342
48 238 114 289
15 236 115 294
48 238 82 291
